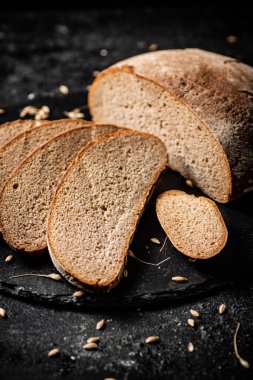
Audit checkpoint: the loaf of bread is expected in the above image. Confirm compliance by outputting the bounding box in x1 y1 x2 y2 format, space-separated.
0 124 118 253
47 130 168 291
89 48 253 203
156 190 228 259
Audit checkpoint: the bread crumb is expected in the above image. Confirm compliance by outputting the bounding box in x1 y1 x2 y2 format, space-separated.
0 108 6 115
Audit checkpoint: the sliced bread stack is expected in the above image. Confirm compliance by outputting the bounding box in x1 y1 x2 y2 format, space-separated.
0 124 118 253
89 48 253 203
47 130 168 291
0 119 92 191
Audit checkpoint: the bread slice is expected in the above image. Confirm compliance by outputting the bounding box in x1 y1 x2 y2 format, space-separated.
89 48 253 203
156 190 228 259
0 119 41 149
0 119 92 192
47 130 168 292
0 124 118 253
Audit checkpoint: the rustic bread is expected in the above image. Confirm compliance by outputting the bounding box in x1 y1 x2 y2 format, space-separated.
156 190 228 259
0 119 40 149
0 124 118 253
0 119 92 192
47 130 168 292
89 48 253 203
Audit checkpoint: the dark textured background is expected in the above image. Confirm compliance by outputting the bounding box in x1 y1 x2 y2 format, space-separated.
0 5 253 380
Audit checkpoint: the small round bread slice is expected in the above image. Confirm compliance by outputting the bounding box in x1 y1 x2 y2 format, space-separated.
0 119 93 192
0 119 39 149
156 190 228 259
47 130 168 292
0 124 118 253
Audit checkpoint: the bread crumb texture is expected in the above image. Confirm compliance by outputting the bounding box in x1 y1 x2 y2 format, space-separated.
48 131 167 291
89 49 253 203
0 124 118 253
156 190 228 259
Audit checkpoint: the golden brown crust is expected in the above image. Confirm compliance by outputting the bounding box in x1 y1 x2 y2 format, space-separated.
47 130 168 292
156 190 228 259
0 119 92 161
89 48 253 201
0 119 42 149
0 122 99 253
89 65 232 203
0 119 33 129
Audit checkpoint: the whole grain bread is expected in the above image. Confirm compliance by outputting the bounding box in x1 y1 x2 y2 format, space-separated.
47 130 168 292
0 124 118 253
0 119 92 192
89 48 253 203
156 190 228 259
0 119 41 149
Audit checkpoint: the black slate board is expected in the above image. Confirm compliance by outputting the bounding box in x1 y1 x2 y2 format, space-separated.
0 92 253 310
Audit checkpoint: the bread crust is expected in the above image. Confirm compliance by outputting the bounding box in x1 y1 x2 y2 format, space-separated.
0 122 113 253
47 130 168 292
0 119 95 192
0 119 35 131
0 119 43 149
0 119 93 166
89 49 253 201
156 190 228 259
